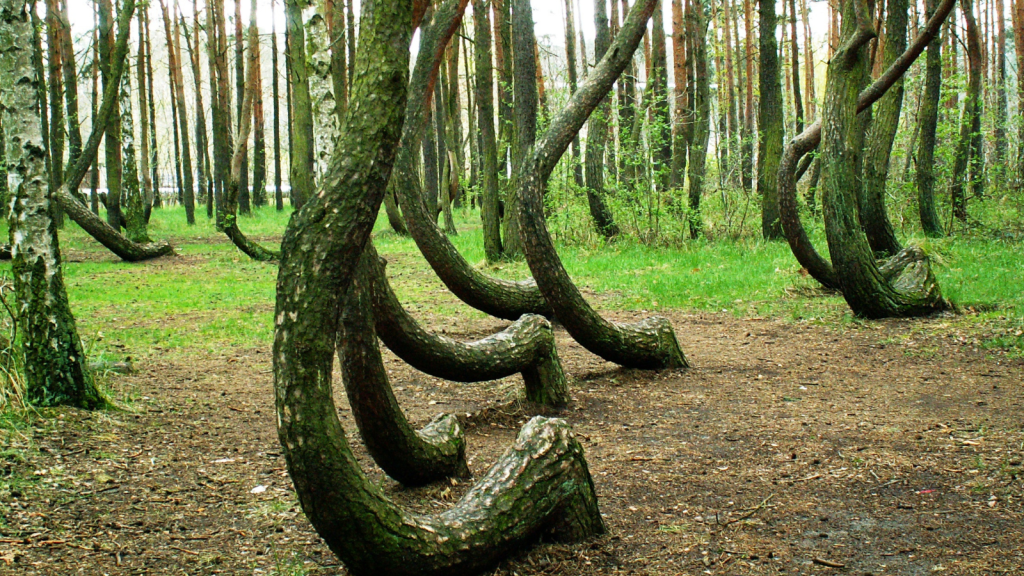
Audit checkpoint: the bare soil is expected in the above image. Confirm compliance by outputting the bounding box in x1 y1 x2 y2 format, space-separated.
2 296 1023 574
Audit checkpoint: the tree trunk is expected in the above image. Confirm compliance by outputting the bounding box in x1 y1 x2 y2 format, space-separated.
994 0 1007 175
917 0 945 236
742 0 755 191
583 0 620 239
119 44 149 244
564 0 585 191
44 0 64 212
2 0 104 409
273 2 604 572
251 0 267 208
340 247 470 487
90 25 100 215
366 243 567 406
650 0 672 194
493 0 513 190
285 0 314 210
503 0 538 256
394 1 551 321
171 3 195 223
272 0 284 211
860 0 908 256
789 0 804 133
686 0 711 239
950 0 982 224
670 0 688 190
518 0 689 370
821 0 948 318
234 0 250 214
759 0 784 239
56 0 81 169
183 10 211 219
144 4 160 211
800 0 816 120
722 0 738 185
136 4 153 220
99 0 123 229
223 6 280 263
475 0 502 261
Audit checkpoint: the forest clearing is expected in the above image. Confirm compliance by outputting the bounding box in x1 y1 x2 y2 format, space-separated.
2 0 1024 574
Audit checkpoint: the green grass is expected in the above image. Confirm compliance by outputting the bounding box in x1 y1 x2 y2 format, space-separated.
0 203 1020 363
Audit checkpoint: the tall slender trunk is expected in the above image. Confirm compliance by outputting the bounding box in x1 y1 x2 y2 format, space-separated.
723 0 738 184
584 0 620 238
917 0 944 236
801 0 816 119
789 0 804 132
90 22 101 215
861 0 907 255
951 0 982 223
670 0 688 189
475 0 502 262
184 8 211 218
160 0 183 208
136 3 153 220
120 41 150 244
144 3 160 210
687 0 711 238
251 1 267 208
234 0 250 214
272 0 284 211
759 0 784 239
650 0 672 195
994 0 1007 173
44 0 65 220
163 0 195 224
56 0 80 173
285 0 314 210
99 0 123 229
742 0 755 191
564 0 585 189
493 0 514 184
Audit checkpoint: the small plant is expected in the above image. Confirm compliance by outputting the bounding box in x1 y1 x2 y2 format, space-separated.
0 275 25 412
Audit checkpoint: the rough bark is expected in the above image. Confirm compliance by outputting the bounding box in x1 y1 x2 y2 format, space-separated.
993 0 1007 173
119 45 149 244
136 4 153 219
98 0 123 230
860 0 908 256
820 0 948 318
741 0 755 191
56 0 80 168
44 0 64 206
144 4 160 211
518 0 689 370
564 0 585 190
251 0 267 208
365 243 568 406
686 0 711 239
394 1 552 321
650 0 672 194
917 0 944 237
503 0 538 256
341 251 470 487
223 8 280 262
583 0 620 239
234 0 250 214
788 0 804 133
759 0 784 240
475 0 502 261
285 0 314 210
2 0 104 409
950 0 982 224
183 11 211 219
777 0 955 289
273 1 603 572
271 0 284 211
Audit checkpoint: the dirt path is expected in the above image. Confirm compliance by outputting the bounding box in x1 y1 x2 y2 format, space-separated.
2 311 1022 575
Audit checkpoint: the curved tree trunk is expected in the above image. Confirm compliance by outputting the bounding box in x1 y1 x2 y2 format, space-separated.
273 2 604 573
51 0 174 263
860 0 907 257
223 6 280 262
365 243 568 406
820 0 948 318
340 251 469 487
393 0 551 321
518 0 688 370
2 0 105 409
778 0 955 289
917 0 944 237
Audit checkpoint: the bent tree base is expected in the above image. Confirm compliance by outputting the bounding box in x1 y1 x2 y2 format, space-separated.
339 253 469 486
365 243 568 407
58 187 174 262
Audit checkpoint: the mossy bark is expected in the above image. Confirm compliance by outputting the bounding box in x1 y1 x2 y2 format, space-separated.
474 0 502 261
916 0 944 237
119 57 150 244
758 0 784 240
517 0 688 370
860 0 907 256
820 0 948 319
285 0 314 210
393 0 551 321
340 251 470 487
365 243 568 407
98 0 123 231
274 1 602 572
1 0 104 410
582 0 620 239
685 0 710 240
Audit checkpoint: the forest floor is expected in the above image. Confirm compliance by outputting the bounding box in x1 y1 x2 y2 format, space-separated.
2 215 1023 576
